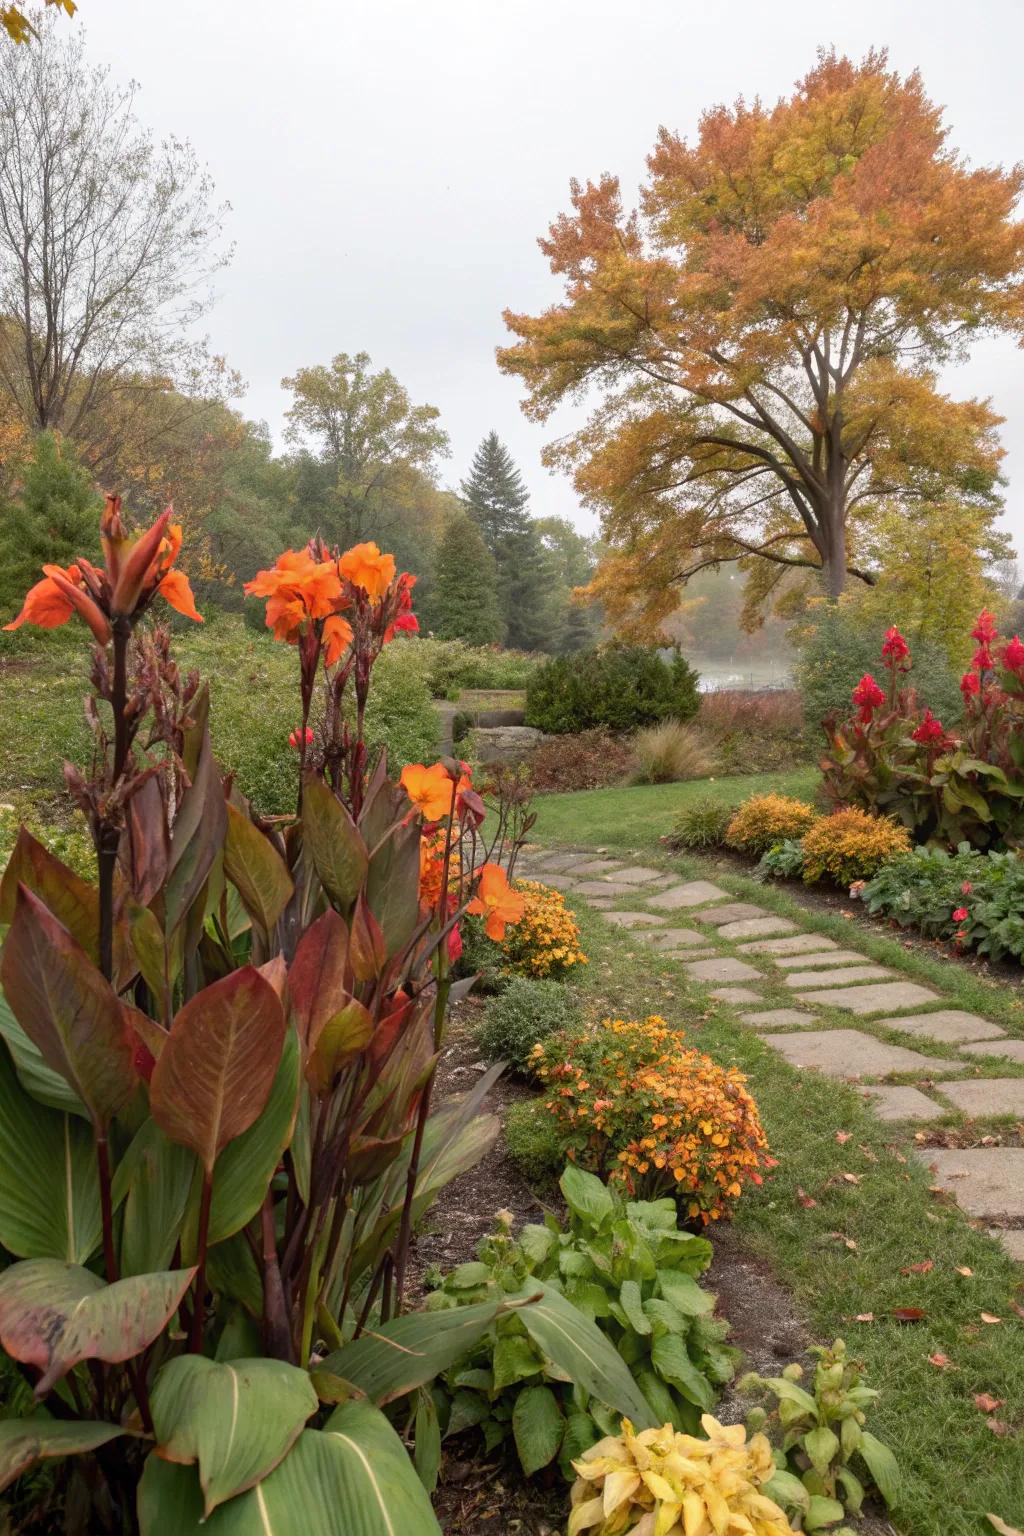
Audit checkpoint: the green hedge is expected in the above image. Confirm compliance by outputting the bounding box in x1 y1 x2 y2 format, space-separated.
525 644 700 735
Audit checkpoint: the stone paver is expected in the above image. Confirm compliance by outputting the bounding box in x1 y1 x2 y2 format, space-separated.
685 957 763 984
646 880 729 910
716 916 798 940
572 858 623 875
740 1008 819 1029
688 902 771 927
775 949 870 970
920 1149 1024 1222
796 980 941 1015
962 1040 1024 1063
711 986 763 1004
604 910 668 930
606 865 667 885
989 1229 1024 1262
762 1028 954 1080
661 948 719 961
859 1085 944 1122
877 1011 1006 1045
528 852 589 872
787 964 894 990
940 1079 1024 1118
737 934 840 956
641 928 709 950
533 873 579 891
575 879 643 897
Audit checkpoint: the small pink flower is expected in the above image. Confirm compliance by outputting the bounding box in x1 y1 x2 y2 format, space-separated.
952 906 969 923
961 881 973 895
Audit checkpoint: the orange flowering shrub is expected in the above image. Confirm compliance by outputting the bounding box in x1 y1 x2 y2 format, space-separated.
800 806 911 886
531 1017 768 1223
497 878 587 979
725 793 819 856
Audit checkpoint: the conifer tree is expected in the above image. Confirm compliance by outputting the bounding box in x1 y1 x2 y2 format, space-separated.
461 431 553 648
0 432 100 619
428 510 504 645
460 431 530 554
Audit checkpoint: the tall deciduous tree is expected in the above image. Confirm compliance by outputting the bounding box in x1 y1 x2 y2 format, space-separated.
499 50 1024 632
0 15 232 446
428 510 503 645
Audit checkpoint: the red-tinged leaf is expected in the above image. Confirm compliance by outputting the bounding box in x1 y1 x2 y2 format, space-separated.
928 1353 954 1369
987 1419 1012 1438
980 1312 1002 1324
835 1131 852 1144
0 1419 125 1494
256 954 288 1001
223 803 294 937
163 713 226 935
302 776 368 911
0 886 135 1129
1009 1300 1024 1321
150 968 287 1174
854 1313 875 1323
349 893 386 982
975 1393 1005 1413
126 774 170 908
288 908 349 1060
124 1004 163 1083
365 813 421 958
901 1260 934 1275
796 1188 817 1209
891 1308 926 1323
348 1133 407 1185
306 1000 373 1095
0 1258 194 1395
0 829 98 955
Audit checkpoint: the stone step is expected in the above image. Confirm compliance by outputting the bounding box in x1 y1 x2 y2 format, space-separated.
939 1079 1024 1117
738 934 840 956
640 927 709 950
794 980 941 1015
877 1011 1005 1045
604 911 668 929
685 957 763 984
919 1148 1024 1224
762 1028 956 1080
716 916 799 940
962 1040 1024 1063
572 858 623 875
787 964 894 990
646 880 729 910
740 1008 819 1029
711 986 763 1004
603 865 669 885
575 879 647 897
860 1085 945 1122
774 949 870 970
688 902 771 927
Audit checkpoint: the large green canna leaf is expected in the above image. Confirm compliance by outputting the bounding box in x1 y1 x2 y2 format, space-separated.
312 1300 513 1405
0 886 136 1128
223 804 294 937
0 1047 101 1262
0 1259 195 1395
163 700 226 936
113 1118 196 1275
512 1384 563 1476
137 1402 442 1535
513 1282 657 1429
151 1355 318 1516
0 1417 125 1494
302 777 368 911
365 813 421 959
150 967 287 1174
0 988 87 1118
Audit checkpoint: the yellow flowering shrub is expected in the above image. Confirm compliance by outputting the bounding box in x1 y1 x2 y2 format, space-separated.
497 878 588 979
725 793 819 856
568 1415 796 1536
800 807 911 886
531 1017 768 1223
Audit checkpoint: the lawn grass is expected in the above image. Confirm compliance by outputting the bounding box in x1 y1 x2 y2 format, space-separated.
530 768 822 850
553 894 1024 1536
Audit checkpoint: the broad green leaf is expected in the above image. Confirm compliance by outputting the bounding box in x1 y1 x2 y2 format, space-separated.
206 1027 300 1247
163 711 226 936
114 1118 196 1275
804 1425 840 1474
0 1046 100 1262
519 1224 556 1268
805 1494 846 1530
762 1376 819 1416
365 814 421 958
0 988 86 1117
313 1300 510 1405
223 804 294 937
138 1403 443 1534
307 1000 373 1095
0 1259 194 1394
413 1388 441 1493
0 886 135 1128
858 1430 900 1506
514 1283 656 1428
0 1417 124 1494
302 778 368 911
649 1334 715 1412
656 1270 714 1316
512 1384 563 1476
207 1233 263 1316
618 1280 650 1336
151 1355 318 1515
151 967 287 1173
836 1465 865 1513
560 1164 614 1228
764 1469 811 1513
493 1333 545 1390
558 1410 599 1481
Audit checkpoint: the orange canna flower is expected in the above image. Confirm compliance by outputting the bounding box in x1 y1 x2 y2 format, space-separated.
322 613 354 666
338 541 396 601
4 564 112 642
467 862 526 941
400 761 456 822
244 549 343 643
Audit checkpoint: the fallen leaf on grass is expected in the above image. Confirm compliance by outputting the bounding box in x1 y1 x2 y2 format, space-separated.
841 1172 862 1185
986 1419 1012 1438
974 1394 1004 1413
796 1188 817 1209
901 1260 934 1276
988 1514 1024 1534
980 1313 1002 1325
955 1266 973 1277
892 1307 926 1323
828 1231 858 1251
854 1313 875 1323
1009 1300 1024 1321
835 1131 852 1144
927 1353 954 1369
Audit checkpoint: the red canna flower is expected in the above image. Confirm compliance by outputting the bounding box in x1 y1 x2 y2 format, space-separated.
972 610 998 646
288 726 314 749
972 644 994 672
851 673 886 723
952 906 969 923
881 625 910 668
911 709 948 746
961 671 981 698
1002 634 1024 676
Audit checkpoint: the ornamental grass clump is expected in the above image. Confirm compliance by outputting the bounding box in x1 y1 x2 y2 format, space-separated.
725 794 819 856
568 1415 796 1536
498 878 588 979
531 1017 768 1223
800 806 911 886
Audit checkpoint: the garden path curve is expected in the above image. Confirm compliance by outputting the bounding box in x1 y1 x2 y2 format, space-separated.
516 846 1024 1265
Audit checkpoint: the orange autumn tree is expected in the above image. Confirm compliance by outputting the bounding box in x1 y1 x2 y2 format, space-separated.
498 50 1024 633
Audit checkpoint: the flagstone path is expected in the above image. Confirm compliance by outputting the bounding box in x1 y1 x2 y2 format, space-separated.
516 845 1024 1264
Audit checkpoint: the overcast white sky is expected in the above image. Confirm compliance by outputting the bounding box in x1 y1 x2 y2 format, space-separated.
78 0 1024 550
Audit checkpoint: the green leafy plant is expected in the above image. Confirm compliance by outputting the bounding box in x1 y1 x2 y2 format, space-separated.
666 793 734 851
0 505 565 1533
475 976 582 1071
740 1340 900 1532
426 1167 735 1478
504 1099 567 1185
525 644 699 735
755 838 807 881
857 843 985 937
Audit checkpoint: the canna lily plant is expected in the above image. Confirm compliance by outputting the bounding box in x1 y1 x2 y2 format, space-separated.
0 509 652 1534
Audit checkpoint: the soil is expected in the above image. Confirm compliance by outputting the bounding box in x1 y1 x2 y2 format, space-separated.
422 1001 899 1535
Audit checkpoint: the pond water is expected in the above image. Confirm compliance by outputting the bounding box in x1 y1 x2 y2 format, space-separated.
690 656 793 691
